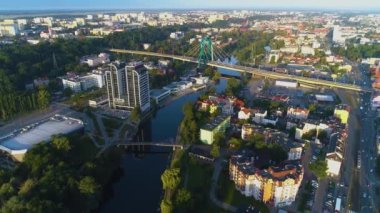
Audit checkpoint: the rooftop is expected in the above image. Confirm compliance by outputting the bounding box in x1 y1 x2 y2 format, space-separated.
201 115 230 131
0 115 83 155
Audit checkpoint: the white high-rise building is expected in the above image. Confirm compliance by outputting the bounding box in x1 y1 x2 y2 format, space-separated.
332 26 345 44
105 61 150 112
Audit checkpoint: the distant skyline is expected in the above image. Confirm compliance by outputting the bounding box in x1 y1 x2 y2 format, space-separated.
1 0 380 11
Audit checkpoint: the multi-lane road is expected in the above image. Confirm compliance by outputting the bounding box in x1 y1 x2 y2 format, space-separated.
357 63 379 213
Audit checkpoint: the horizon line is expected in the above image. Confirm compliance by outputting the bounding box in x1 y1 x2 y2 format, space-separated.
1 7 380 12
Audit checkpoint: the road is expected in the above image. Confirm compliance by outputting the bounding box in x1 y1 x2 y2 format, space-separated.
209 156 237 212
356 64 379 213
109 49 370 92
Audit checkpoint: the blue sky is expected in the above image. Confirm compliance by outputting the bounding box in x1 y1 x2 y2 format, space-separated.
1 0 380 10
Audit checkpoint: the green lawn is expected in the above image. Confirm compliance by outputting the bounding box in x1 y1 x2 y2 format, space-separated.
175 156 223 213
102 117 123 138
216 166 269 212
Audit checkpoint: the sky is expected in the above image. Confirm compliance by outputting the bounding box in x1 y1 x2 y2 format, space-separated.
1 0 380 10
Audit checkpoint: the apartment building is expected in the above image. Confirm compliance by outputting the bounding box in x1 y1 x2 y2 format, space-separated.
229 151 304 207
200 115 231 144
105 61 150 112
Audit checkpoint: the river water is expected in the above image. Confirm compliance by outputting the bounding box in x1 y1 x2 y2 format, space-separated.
101 78 229 212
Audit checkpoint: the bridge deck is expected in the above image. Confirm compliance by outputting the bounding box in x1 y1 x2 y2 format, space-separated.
116 142 184 148
109 49 371 93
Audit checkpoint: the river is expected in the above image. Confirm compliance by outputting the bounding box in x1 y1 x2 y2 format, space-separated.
101 78 229 212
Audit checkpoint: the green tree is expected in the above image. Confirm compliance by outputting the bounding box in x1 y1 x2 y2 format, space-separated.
210 144 221 158
212 71 221 81
130 106 141 123
309 159 328 180
228 137 242 150
1 196 26 213
269 55 276 64
160 199 173 213
161 168 181 190
226 78 241 96
52 136 72 152
37 87 50 109
18 179 35 196
175 188 191 206
78 176 100 195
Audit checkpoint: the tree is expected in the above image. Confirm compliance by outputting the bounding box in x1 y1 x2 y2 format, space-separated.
160 199 173 213
175 188 191 206
37 87 50 109
226 78 241 96
78 176 100 195
309 159 328 180
210 144 220 158
212 71 221 81
161 168 181 190
52 136 71 152
130 106 141 123
308 104 317 113
269 56 276 64
1 196 26 213
18 179 35 196
228 137 242 150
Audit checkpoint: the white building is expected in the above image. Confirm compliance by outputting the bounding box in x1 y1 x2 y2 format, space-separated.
80 53 110 67
326 152 343 177
159 12 173 20
275 80 298 88
0 24 19 37
252 110 267 124
280 46 299 54
287 107 309 120
238 108 251 120
192 76 209 85
105 61 151 112
0 115 83 161
301 46 315 56
61 71 105 93
170 31 184 40
332 26 345 44
295 122 331 140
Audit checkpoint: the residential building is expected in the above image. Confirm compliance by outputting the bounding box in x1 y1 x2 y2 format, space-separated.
275 80 298 88
300 46 315 56
169 31 184 39
287 107 309 120
80 53 110 67
200 115 231 144
105 61 150 112
60 70 105 93
229 151 304 207
326 152 343 177
0 24 19 36
238 108 251 120
252 110 267 124
241 124 255 140
295 121 331 140
150 89 171 104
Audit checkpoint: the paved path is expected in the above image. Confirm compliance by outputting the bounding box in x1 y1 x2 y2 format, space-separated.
209 157 237 212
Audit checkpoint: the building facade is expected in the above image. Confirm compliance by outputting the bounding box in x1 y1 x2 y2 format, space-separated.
229 152 304 207
200 115 231 144
105 61 150 112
